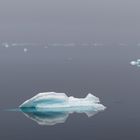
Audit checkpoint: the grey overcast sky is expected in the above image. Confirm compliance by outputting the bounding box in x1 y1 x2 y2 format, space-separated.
0 0 140 43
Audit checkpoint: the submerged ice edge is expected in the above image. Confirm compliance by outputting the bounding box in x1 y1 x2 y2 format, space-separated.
19 92 106 126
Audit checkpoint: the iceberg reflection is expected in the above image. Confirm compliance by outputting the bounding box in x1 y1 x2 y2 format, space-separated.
21 108 69 126
21 107 103 126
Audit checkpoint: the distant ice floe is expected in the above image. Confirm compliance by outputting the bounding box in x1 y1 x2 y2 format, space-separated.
49 43 75 47
11 43 40 47
24 48 28 52
2 43 10 48
63 43 75 47
80 43 104 47
130 59 140 67
20 92 106 126
4 44 9 48
119 43 128 46
92 43 104 47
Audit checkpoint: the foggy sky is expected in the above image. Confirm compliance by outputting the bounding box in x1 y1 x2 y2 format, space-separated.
0 0 140 43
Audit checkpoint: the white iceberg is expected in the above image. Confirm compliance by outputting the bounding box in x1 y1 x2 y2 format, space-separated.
20 92 106 125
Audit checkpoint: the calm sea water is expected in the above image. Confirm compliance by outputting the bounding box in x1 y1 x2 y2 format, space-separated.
0 44 140 140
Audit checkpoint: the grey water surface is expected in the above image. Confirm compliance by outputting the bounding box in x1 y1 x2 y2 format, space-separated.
0 0 140 139
0 44 140 140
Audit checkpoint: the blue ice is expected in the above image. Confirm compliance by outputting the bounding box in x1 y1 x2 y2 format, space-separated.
20 92 106 125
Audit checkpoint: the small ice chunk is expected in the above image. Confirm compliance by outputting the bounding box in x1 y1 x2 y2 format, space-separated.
64 43 75 47
3 43 9 48
5 44 9 48
24 48 28 52
130 61 137 65
130 59 140 67
11 43 17 47
92 43 103 47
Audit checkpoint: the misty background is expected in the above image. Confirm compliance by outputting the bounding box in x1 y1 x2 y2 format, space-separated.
0 0 140 43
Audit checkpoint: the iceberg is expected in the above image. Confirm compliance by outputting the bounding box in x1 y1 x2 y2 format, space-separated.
20 92 106 125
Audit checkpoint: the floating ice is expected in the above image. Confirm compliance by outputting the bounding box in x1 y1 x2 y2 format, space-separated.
11 43 39 47
20 92 106 126
49 43 75 47
130 59 140 67
92 43 104 47
24 48 28 52
63 43 75 47
2 43 9 48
